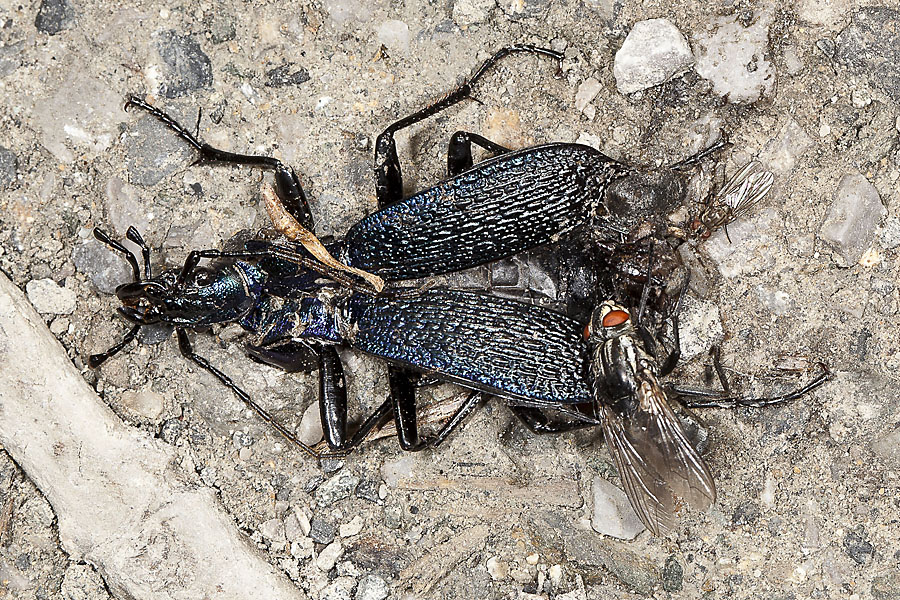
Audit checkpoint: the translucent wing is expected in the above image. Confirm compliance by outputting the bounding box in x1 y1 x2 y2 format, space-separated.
715 161 774 218
599 370 716 536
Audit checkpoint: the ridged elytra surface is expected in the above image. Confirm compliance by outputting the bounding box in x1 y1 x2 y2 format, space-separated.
345 289 591 406
343 144 625 280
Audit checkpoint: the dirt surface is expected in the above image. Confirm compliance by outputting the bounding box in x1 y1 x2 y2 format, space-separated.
1 0 899 598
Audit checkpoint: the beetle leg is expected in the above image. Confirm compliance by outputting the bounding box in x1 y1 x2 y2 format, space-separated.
175 328 323 458
447 131 511 176
389 368 428 451
670 363 831 409
510 405 598 435
318 345 349 450
124 96 314 230
373 44 562 208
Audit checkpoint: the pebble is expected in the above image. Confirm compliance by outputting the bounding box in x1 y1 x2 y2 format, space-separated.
298 401 324 446
819 174 886 267
574 78 602 115
548 564 563 587
284 512 303 541
265 63 311 88
880 217 900 249
486 556 509 580
835 8 900 104
355 574 389 600
339 515 364 538
354 479 382 505
34 0 76 35
694 12 774 103
0 145 17 189
259 518 286 542
452 0 496 27
316 540 344 572
119 389 165 420
661 555 683 592
732 501 761 526
613 19 693 94
760 118 813 176
155 30 213 98
705 208 780 278
525 553 539 566
26 278 77 315
315 471 360 506
677 296 724 361
843 528 875 565
590 476 645 540
320 578 354 600
238 447 252 461
291 537 314 559
309 517 336 545
72 235 134 295
376 20 410 55
124 106 196 187
49 317 69 335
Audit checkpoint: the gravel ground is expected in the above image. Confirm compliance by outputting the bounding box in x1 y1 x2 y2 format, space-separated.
1 0 899 598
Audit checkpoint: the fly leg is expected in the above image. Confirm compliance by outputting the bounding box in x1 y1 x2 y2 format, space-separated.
124 97 313 230
670 363 831 409
373 44 562 207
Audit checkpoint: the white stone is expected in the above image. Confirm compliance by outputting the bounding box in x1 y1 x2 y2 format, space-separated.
376 20 410 55
452 0 496 26
694 12 775 103
486 556 509 580
819 174 886 266
119 389 166 420
339 515 364 538
298 400 324 446
574 77 602 113
590 476 645 539
613 19 693 94
26 279 77 315
316 540 344 572
678 296 724 361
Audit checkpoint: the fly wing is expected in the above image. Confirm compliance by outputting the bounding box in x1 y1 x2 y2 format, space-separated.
627 369 716 511
716 161 774 219
600 405 676 536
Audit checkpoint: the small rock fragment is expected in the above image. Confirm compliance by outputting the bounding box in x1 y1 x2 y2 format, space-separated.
661 555 683 592
376 20 410 55
694 12 775 103
26 279 77 315
486 556 509 580
452 0 496 26
548 564 563 587
590 476 645 540
732 501 761 526
298 401 324 446
265 63 311 88
119 389 165 420
309 517 336 545
316 540 344 572
819 174 885 266
316 471 358 505
0 145 17 189
35 0 76 35
843 528 874 565
835 8 900 104
259 518 286 542
155 30 213 98
124 107 196 187
355 574 389 600
339 515 364 538
760 118 813 176
613 19 693 94
871 424 900 469
677 296 724 361
574 78 602 114
60 564 106 599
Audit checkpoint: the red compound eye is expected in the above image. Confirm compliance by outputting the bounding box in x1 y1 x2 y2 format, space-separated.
583 323 591 340
601 310 629 328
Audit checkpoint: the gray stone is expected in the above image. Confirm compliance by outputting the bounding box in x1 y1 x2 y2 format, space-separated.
309 517 336 545
819 174 885 266
843 528 874 565
760 118 814 176
0 41 24 78
694 12 775 103
297 401 324 446
355 574 389 600
613 19 693 94
661 555 683 592
870 424 900 469
0 145 16 189
590 477 645 540
204 12 236 44
124 107 196 187
354 479 382 505
26 279 77 315
265 63 311 88
880 217 900 249
501 0 549 20
376 20 410 55
315 471 360 506
34 0 76 35
731 501 760 526
72 236 134 295
835 8 900 104
155 30 213 99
